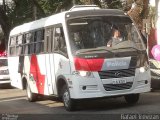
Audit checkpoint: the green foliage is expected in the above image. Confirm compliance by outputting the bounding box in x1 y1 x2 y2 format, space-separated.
0 0 123 48
103 0 122 9
4 0 123 29
8 0 34 27
107 0 122 9
38 0 59 15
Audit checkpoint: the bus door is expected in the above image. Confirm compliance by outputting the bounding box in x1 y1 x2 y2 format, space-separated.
45 25 70 95
52 25 70 90
44 27 56 95
9 35 24 89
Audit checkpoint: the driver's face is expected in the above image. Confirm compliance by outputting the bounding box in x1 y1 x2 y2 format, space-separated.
114 30 121 38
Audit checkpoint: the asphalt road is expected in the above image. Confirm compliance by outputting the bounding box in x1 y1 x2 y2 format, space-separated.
0 84 160 120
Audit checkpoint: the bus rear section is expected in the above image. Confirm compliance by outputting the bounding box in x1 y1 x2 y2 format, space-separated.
8 8 151 111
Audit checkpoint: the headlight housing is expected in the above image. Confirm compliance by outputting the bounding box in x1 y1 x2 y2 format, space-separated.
139 65 149 73
139 67 145 73
72 71 94 77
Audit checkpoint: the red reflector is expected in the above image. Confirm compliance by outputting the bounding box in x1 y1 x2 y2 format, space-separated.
74 57 104 71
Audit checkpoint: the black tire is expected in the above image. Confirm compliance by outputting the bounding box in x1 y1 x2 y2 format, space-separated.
26 82 37 102
124 94 140 105
62 85 76 111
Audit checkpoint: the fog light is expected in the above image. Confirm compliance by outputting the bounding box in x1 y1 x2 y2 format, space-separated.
82 86 86 90
145 80 148 84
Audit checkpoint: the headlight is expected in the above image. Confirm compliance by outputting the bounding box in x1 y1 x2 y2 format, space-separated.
140 67 145 73
79 71 91 77
140 65 149 73
72 71 94 77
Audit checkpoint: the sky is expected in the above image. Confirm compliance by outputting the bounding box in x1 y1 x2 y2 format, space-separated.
0 0 11 4
150 0 155 7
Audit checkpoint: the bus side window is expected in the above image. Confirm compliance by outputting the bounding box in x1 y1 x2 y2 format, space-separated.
9 36 16 56
54 27 66 54
45 28 52 53
24 33 33 55
34 29 44 53
16 35 23 55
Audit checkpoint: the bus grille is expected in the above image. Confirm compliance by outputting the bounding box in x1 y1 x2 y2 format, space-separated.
0 70 9 75
103 82 133 91
98 68 135 79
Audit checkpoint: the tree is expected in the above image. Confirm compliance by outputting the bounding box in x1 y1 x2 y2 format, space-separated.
0 4 11 48
103 0 122 9
0 0 123 49
126 0 149 30
80 0 101 6
0 0 46 48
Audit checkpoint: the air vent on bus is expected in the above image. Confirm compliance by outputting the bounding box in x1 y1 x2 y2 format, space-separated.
98 68 135 79
103 82 133 91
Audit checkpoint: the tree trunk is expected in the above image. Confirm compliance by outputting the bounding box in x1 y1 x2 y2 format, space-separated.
127 0 144 30
33 5 37 20
142 0 149 19
0 6 11 49
2 0 6 12
31 0 46 17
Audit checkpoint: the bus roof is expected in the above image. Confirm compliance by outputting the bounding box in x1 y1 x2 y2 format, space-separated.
10 12 67 36
65 9 126 20
10 6 126 36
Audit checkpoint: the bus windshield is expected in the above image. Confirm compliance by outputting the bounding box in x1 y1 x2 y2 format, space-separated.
0 58 8 67
67 16 145 55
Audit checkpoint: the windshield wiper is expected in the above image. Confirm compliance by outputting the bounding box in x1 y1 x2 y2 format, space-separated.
76 47 115 55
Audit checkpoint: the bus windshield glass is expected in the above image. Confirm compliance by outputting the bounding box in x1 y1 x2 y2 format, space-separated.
67 16 145 55
0 58 8 67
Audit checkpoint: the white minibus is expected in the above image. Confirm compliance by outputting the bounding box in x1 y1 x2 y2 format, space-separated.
8 5 151 111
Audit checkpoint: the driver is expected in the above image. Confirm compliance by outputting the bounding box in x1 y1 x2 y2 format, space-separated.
107 28 122 47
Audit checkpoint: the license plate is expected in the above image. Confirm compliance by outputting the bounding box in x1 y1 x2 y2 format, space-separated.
112 79 126 84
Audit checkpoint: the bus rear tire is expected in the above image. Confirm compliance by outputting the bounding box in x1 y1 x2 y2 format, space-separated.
124 94 139 105
62 85 76 111
26 82 37 102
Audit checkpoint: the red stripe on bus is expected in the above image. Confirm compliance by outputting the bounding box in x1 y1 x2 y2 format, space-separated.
74 57 104 71
30 55 45 94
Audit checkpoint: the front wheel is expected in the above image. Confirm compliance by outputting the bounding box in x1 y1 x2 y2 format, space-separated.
26 82 37 102
62 85 76 111
124 94 140 105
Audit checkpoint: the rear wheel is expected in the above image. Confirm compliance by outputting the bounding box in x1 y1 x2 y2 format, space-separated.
62 85 76 111
124 94 140 105
26 82 37 102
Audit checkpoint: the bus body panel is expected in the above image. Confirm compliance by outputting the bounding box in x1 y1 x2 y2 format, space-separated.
53 54 71 76
68 57 151 99
8 7 151 105
9 57 23 89
45 54 55 95
23 54 54 95
69 69 150 99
